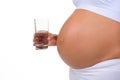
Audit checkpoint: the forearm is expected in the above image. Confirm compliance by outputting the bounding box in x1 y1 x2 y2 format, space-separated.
48 34 58 46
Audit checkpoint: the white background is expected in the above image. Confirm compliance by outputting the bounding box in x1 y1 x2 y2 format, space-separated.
0 0 75 80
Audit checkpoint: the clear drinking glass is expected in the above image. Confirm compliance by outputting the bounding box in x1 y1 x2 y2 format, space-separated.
34 17 49 49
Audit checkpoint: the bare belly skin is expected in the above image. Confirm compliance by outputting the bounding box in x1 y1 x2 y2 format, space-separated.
57 9 120 69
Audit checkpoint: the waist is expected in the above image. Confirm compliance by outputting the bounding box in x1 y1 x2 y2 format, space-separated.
70 59 120 80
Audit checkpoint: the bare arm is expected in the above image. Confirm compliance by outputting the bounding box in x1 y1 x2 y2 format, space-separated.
48 33 58 46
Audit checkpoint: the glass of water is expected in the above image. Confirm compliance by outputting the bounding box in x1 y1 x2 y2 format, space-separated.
34 17 49 50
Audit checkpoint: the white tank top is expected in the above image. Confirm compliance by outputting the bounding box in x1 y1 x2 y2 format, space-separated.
72 0 120 22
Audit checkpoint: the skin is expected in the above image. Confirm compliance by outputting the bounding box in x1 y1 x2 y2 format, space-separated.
33 32 57 46
33 9 120 69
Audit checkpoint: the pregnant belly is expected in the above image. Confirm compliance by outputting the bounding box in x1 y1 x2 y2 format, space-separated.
57 10 120 69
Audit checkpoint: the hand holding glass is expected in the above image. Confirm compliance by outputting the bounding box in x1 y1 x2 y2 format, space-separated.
34 18 49 49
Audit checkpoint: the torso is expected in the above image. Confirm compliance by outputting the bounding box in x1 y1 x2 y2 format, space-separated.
57 9 120 69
